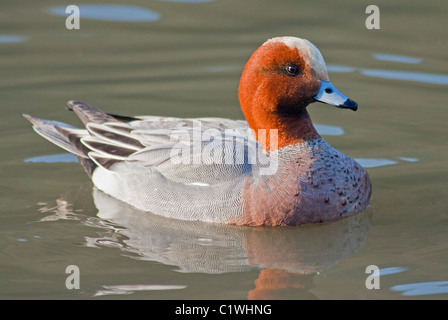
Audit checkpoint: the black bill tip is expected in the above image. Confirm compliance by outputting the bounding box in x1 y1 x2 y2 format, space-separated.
339 98 358 111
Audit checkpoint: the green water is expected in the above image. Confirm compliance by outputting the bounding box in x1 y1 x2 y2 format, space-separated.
1 0 447 299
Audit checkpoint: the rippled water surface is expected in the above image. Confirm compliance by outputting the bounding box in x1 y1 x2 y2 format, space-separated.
1 0 447 299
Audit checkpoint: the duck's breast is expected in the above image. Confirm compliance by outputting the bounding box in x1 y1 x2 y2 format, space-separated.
236 138 371 226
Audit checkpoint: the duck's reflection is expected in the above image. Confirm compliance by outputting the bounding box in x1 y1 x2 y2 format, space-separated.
39 185 371 299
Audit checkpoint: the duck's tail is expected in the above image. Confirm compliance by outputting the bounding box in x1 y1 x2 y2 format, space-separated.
23 100 140 177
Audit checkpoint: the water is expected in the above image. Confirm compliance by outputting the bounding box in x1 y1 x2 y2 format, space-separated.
1 0 448 300
372 54 422 64
49 5 161 22
0 35 28 43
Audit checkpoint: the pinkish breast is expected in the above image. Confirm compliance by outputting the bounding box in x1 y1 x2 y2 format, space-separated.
235 138 372 226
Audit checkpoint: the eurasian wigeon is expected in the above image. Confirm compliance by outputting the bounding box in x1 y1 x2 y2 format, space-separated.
24 36 372 226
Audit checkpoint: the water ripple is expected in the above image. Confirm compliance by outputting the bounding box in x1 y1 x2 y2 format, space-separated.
373 54 422 64
25 153 78 163
361 69 448 85
157 0 215 2
314 124 344 136
94 284 186 297
0 35 28 43
398 157 419 163
391 281 448 297
355 158 398 168
48 5 160 22
326 65 357 73
379 266 407 276
328 64 448 86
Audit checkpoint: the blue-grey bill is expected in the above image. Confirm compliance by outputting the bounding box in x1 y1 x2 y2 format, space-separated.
313 81 358 111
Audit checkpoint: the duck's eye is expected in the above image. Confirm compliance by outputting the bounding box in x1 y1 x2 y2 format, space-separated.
286 65 299 76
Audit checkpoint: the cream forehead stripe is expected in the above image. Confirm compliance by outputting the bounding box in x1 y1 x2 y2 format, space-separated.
264 36 329 80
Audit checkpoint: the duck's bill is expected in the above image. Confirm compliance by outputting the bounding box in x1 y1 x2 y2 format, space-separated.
313 81 358 111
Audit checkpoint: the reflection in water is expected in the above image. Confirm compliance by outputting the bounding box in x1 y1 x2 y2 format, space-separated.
0 35 28 43
157 0 215 2
372 54 422 64
397 157 419 163
38 187 371 298
355 158 397 168
38 198 84 221
391 281 448 297
360 69 448 86
355 157 420 168
326 65 357 73
48 5 161 22
94 284 187 297
379 267 448 298
25 153 78 163
328 64 448 86
379 267 407 276
314 124 344 136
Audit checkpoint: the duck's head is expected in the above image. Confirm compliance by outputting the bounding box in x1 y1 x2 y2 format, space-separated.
239 36 357 150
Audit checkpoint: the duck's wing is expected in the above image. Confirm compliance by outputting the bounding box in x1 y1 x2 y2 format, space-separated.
24 101 263 184
120 116 261 184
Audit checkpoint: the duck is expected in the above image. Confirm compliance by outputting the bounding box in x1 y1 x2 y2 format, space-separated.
24 36 372 226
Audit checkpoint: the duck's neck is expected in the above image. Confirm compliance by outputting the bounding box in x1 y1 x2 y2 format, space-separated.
246 107 321 151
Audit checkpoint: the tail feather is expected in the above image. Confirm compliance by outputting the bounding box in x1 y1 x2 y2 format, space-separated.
24 101 145 178
23 114 88 158
77 157 96 178
67 100 119 126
